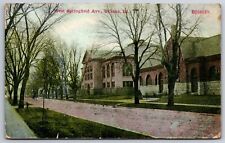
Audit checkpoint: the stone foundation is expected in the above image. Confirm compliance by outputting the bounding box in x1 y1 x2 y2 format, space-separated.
140 81 220 96
205 81 220 95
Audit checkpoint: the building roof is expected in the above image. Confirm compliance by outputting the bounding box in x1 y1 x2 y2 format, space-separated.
82 48 121 63
181 34 221 59
82 34 221 68
140 34 221 70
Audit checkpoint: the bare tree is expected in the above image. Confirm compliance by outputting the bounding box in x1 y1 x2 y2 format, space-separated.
156 4 200 106
55 41 82 101
5 3 65 108
5 3 24 39
100 4 158 104
5 26 52 105
5 3 28 103
5 27 27 105
18 4 66 108
68 45 82 101
5 4 43 41
56 42 69 100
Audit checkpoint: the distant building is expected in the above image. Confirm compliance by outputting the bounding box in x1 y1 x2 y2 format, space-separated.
81 49 134 95
81 34 221 96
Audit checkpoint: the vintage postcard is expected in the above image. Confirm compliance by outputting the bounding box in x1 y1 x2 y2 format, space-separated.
4 3 221 139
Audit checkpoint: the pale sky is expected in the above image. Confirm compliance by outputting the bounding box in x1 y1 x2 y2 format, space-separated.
50 3 221 51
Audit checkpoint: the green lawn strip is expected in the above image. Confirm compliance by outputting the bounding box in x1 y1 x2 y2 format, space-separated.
77 95 132 100
119 103 220 114
76 99 124 106
152 95 221 106
99 95 133 100
77 99 220 114
145 102 220 108
17 107 151 139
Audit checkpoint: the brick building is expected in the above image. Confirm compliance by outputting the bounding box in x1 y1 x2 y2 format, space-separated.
82 49 135 95
82 34 221 96
140 34 221 96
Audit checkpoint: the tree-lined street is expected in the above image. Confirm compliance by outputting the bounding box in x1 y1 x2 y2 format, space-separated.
4 3 221 139
25 97 220 138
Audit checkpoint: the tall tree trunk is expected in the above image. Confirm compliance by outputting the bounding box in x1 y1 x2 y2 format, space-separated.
60 85 63 100
65 80 68 100
47 87 50 99
65 89 68 100
134 77 139 104
56 88 58 99
7 85 13 100
12 82 19 105
73 89 77 101
19 67 29 108
9 90 12 100
167 74 175 106
134 46 140 104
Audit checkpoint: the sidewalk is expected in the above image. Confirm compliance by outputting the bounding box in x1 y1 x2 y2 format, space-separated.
4 99 37 139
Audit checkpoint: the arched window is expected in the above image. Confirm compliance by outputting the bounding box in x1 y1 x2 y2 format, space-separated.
89 66 93 80
146 75 152 85
111 63 115 77
208 66 217 81
102 66 105 78
123 63 132 76
155 75 157 85
85 66 93 80
107 64 110 77
191 68 198 92
158 72 163 93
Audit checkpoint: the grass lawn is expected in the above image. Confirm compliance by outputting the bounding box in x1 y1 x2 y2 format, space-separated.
152 94 221 105
77 95 132 100
76 95 220 114
76 99 123 106
17 107 150 139
120 103 220 114
76 98 137 106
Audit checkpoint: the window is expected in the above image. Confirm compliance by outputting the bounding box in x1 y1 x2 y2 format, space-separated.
208 66 218 81
90 73 93 80
107 82 110 88
111 63 115 77
123 81 133 87
123 63 132 76
102 66 105 78
158 72 163 93
155 75 157 85
103 83 106 88
90 66 92 72
90 66 93 79
191 68 198 92
111 81 115 88
107 64 110 77
85 66 93 80
146 75 152 85
87 74 90 80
